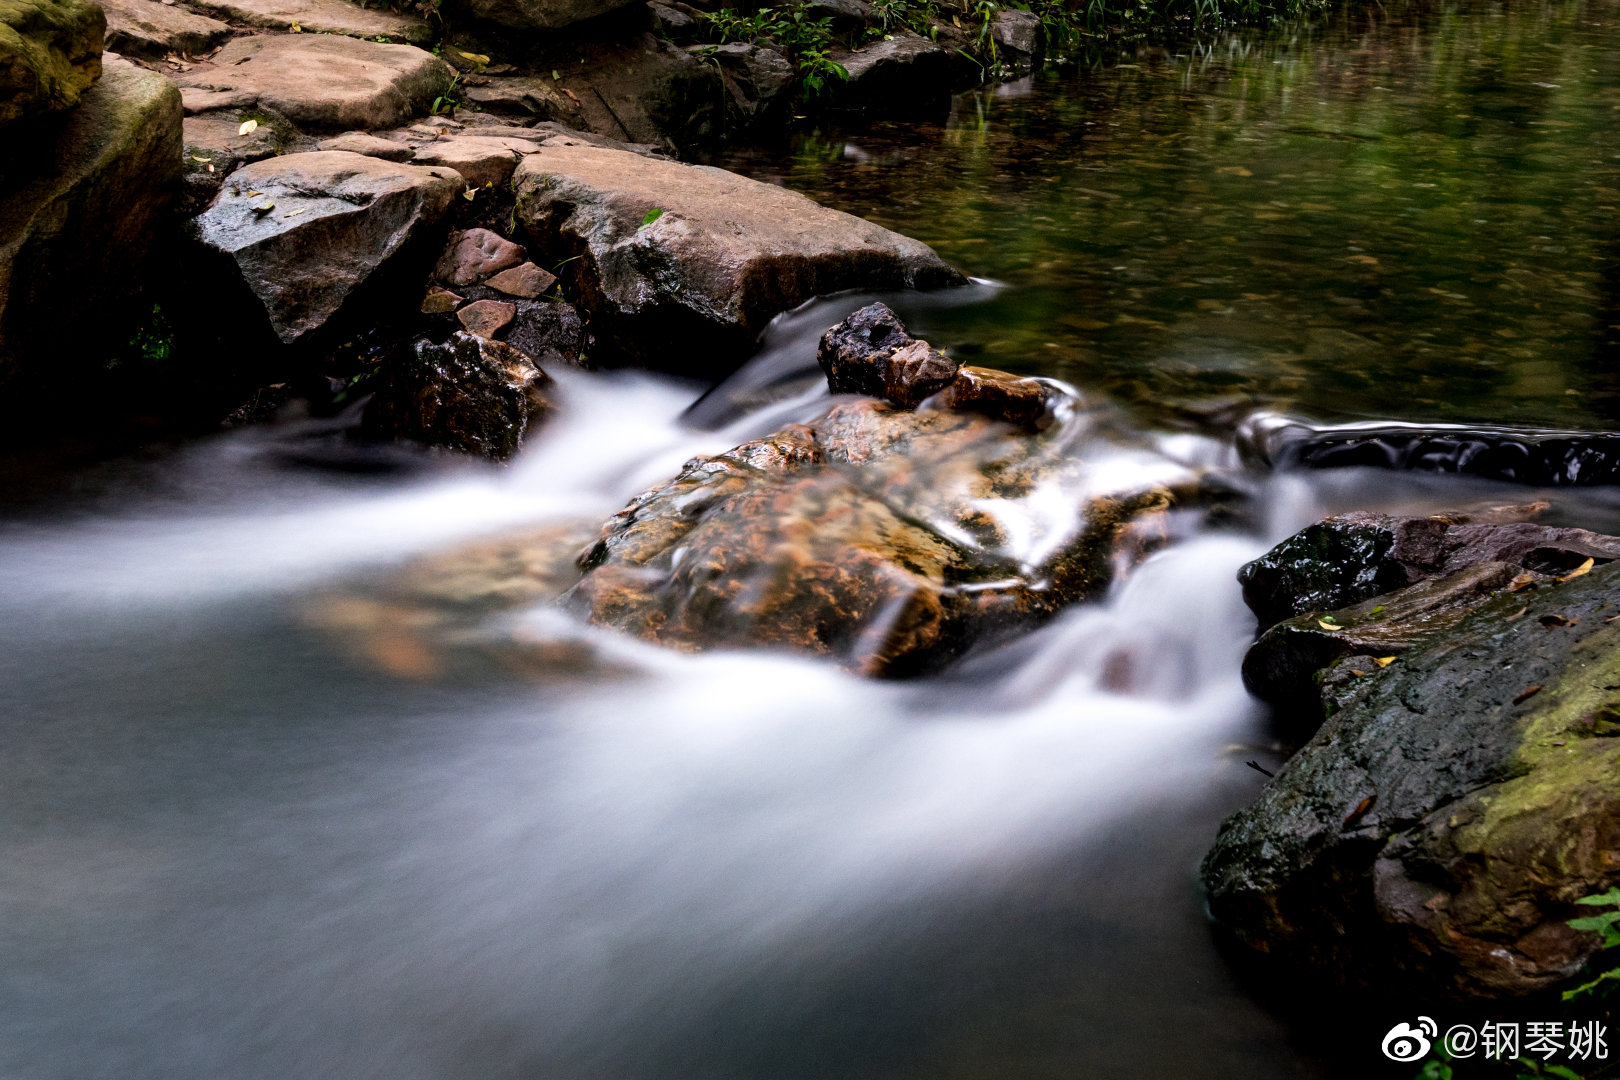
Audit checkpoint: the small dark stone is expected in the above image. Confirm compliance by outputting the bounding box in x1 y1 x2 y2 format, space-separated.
363 331 554 461
817 302 960 409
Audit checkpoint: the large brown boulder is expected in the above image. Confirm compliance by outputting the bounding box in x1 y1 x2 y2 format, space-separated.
190 150 463 344
173 35 453 131
0 57 179 409
512 143 964 372
0 0 102 127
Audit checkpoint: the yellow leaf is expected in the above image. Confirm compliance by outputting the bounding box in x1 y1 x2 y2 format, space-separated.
1373 656 1395 667
456 49 490 64
1318 619 1342 631
238 119 258 136
289 20 301 31
1557 557 1595 583
1218 165 1253 177
251 202 274 214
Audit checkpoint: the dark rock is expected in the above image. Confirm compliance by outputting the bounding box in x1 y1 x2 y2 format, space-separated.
829 31 961 115
190 150 463 344
457 298 516 338
512 143 964 373
435 227 525 286
989 9 1042 72
485 261 556 299
803 0 869 31
647 0 695 36
1236 505 1616 632
553 35 722 150
1 0 103 126
697 41 793 124
363 330 554 460
0 57 179 410
173 35 453 131
1203 558 1620 999
504 298 585 366
458 75 578 123
817 302 959 409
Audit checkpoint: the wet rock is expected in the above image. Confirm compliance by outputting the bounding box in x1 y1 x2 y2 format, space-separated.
921 365 1052 431
0 57 179 408
316 130 414 162
173 35 453 130
512 144 963 372
100 0 229 59
191 150 463 344
1203 557 1620 999
566 397 1175 675
485 261 556 299
457 298 516 338
829 31 961 115
817 302 959 409
1238 507 1620 632
363 330 554 460
1242 414 1620 487
463 0 637 30
989 9 1042 72
178 106 292 212
410 133 539 187
184 0 433 42
435 227 525 286
504 298 584 365
2 0 102 126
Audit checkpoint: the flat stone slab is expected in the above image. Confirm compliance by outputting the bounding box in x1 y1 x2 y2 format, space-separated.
317 130 413 161
183 0 432 42
410 133 540 187
101 0 230 57
173 34 451 130
512 143 964 371
192 150 463 342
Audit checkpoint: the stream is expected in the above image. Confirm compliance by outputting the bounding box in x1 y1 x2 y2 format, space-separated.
6 1 1620 1077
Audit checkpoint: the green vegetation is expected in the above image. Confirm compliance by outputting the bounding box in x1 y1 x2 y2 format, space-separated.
697 2 850 102
1565 888 1620 1001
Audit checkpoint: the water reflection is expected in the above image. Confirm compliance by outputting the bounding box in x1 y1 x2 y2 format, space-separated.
712 0 1620 430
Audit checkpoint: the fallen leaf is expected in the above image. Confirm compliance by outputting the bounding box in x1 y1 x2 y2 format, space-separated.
1508 571 1538 591
1349 669 1367 677
1346 254 1380 265
283 208 305 218
1343 795 1377 828
1540 613 1577 627
289 20 301 31
1605 615 1620 623
461 187 476 201
1318 618 1343 631
562 88 580 104
1218 165 1253 177
1373 656 1396 667
456 50 490 64
1513 685 1544 704
1506 606 1530 620
640 207 665 228
1369 605 1386 615
238 119 258 136
1558 557 1595 583
251 202 273 214
246 190 263 197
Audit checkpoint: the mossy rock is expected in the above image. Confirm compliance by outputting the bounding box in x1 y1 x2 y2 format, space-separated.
0 0 104 126
1203 557 1620 999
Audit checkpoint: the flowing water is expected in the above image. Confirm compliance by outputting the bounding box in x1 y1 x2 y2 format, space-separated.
7 2 1620 1077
